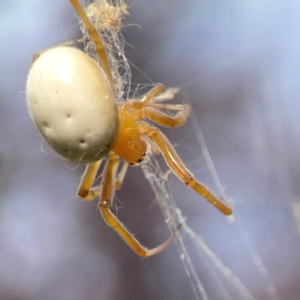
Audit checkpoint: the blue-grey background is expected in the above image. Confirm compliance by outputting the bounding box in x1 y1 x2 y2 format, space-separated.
1 0 300 299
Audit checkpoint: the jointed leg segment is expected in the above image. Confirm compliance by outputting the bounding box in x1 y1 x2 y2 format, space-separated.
133 105 190 128
114 161 129 190
77 159 129 200
123 84 191 128
78 160 103 200
32 38 84 62
138 122 232 215
99 153 177 257
70 0 114 86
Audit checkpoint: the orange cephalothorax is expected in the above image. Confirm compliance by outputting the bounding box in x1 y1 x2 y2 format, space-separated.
112 107 146 164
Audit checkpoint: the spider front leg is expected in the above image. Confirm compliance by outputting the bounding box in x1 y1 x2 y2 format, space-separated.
138 122 233 216
125 85 191 128
99 152 178 257
133 104 191 128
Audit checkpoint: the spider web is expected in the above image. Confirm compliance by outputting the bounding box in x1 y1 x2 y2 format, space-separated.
79 0 131 102
77 1 277 299
140 108 279 300
140 152 255 300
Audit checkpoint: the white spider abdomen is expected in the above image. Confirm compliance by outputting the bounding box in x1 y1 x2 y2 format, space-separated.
26 47 119 163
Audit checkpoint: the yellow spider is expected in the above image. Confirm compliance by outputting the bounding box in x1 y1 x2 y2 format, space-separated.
26 0 232 257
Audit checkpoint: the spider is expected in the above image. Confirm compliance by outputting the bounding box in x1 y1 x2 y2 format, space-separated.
26 0 232 257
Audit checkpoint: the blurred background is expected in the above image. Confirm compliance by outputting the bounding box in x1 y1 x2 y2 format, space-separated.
1 0 300 299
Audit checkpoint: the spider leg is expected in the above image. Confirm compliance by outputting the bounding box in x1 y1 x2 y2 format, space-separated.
77 160 103 200
132 104 190 128
122 84 166 111
138 121 233 216
151 87 180 103
32 38 84 62
124 85 189 128
78 159 129 200
147 103 186 110
114 161 129 190
70 0 113 86
144 136 161 155
100 152 178 257
140 84 165 105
